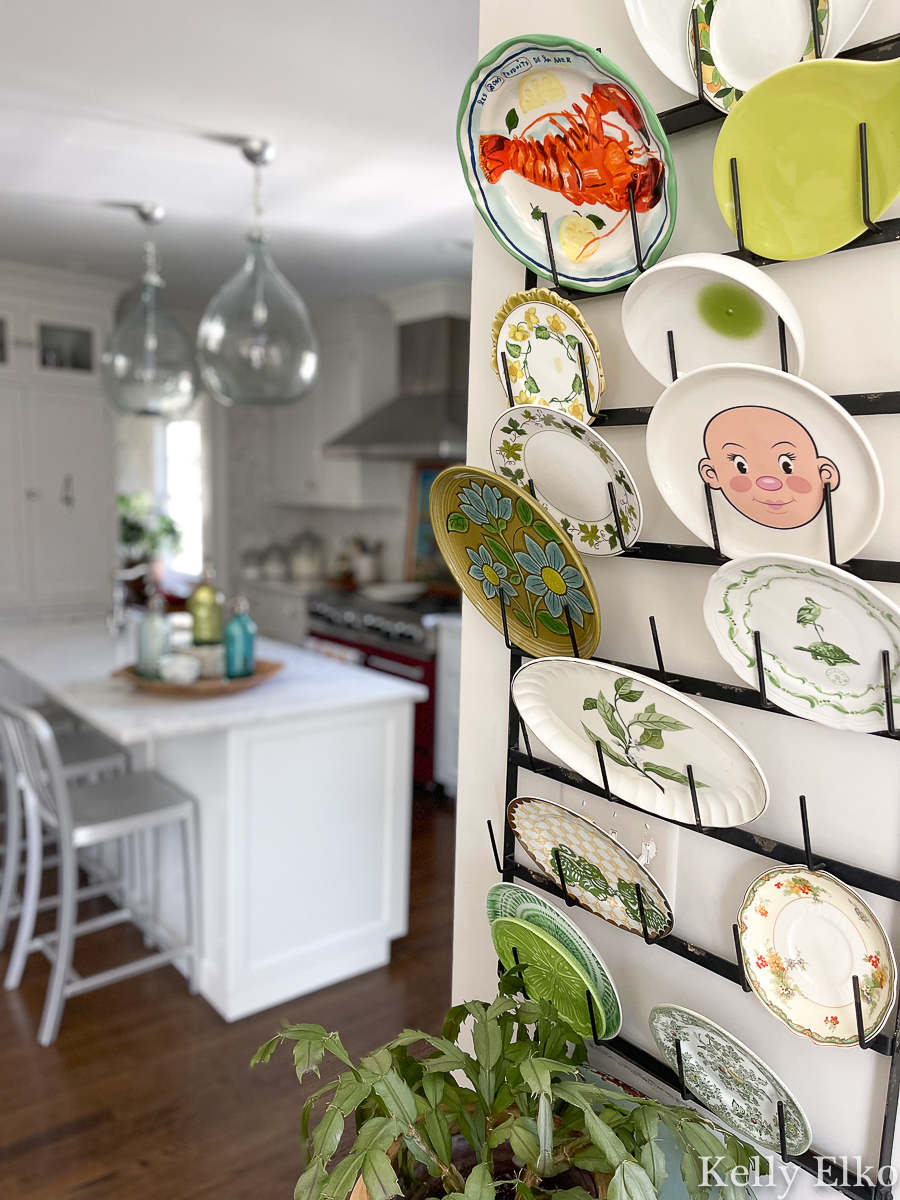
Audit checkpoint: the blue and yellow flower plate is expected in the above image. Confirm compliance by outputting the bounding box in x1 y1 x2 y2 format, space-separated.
430 465 600 658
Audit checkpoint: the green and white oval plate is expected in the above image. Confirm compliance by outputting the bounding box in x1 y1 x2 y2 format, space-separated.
430 466 600 659
705 554 900 732
491 916 606 1039
487 882 621 1036
507 796 673 940
490 406 641 557
650 1005 812 1154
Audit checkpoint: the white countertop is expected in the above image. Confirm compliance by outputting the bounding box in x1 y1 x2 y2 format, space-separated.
0 620 427 745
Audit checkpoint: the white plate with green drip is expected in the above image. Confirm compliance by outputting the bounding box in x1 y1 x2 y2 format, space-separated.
621 253 804 385
705 553 900 732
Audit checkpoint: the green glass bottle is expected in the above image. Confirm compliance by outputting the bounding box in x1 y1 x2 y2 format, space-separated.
188 563 224 645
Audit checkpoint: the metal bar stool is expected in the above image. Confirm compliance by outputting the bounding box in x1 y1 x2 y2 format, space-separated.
0 723 128 950
0 699 200 1046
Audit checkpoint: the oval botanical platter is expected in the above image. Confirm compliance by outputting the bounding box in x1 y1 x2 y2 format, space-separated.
713 58 900 260
491 915 605 1038
688 0 828 115
430 466 600 659
645 364 883 563
511 658 768 827
738 867 896 1047
650 1005 812 1154
490 406 641 557
621 253 804 385
705 554 900 732
491 290 604 421
624 0 697 95
486 882 622 1036
458 35 677 293
507 795 673 940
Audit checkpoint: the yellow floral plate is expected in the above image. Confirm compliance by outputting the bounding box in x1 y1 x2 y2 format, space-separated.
429 466 600 658
737 866 896 1047
490 405 640 557
491 289 604 423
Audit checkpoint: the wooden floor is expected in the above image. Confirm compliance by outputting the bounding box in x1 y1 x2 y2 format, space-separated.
0 795 455 1200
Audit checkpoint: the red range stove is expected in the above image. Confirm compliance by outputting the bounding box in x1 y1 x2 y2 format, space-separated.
305 590 460 788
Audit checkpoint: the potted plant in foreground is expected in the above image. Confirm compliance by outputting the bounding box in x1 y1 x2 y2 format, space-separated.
253 980 763 1200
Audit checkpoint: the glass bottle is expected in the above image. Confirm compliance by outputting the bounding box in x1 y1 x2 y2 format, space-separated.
225 596 257 678
136 592 171 677
188 564 224 645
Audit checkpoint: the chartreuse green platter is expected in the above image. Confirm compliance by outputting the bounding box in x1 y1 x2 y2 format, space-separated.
713 58 900 260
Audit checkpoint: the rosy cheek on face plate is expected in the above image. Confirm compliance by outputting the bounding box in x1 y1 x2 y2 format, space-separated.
786 475 813 494
729 475 753 493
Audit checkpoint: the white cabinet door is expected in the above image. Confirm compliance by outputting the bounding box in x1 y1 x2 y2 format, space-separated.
0 389 30 609
25 388 114 608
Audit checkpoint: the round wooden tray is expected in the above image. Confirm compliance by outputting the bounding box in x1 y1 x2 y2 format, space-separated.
113 659 284 698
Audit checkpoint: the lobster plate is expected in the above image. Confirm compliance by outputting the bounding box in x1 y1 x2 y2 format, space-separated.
457 35 677 293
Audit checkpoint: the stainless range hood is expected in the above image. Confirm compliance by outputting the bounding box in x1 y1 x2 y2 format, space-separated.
326 315 468 460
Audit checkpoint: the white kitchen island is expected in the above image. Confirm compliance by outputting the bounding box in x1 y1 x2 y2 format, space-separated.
0 621 427 1021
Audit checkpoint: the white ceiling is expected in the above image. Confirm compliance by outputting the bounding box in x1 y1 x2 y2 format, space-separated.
0 0 479 310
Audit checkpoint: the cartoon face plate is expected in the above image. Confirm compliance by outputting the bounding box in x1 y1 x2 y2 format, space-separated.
646 364 883 562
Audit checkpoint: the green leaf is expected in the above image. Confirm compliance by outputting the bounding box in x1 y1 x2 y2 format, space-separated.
295 1158 328 1200
572 374 583 395
537 610 568 636
424 1107 452 1164
533 520 562 543
472 1015 503 1070
361 1150 401 1200
571 1149 617 1172
294 1034 327 1080
531 205 545 221
581 1106 629 1168
447 512 469 533
360 1047 393 1077
372 1071 418 1127
585 214 606 231
594 691 628 744
422 1072 444 1109
465 1163 496 1200
681 1122 732 1165
725 1135 754 1174
509 1117 541 1169
583 697 597 710
644 762 708 788
506 108 519 133
565 334 580 349
505 340 521 359
535 325 551 340
487 1115 516 1148
312 1104 345 1162
680 1149 710 1200
333 1072 375 1115
524 376 540 395
515 498 533 526
638 728 664 750
251 1035 281 1066
536 1092 554 1174
355 1116 403 1153
609 1160 658 1200
485 536 515 572
794 641 859 666
638 1140 667 1189
324 1033 354 1068
581 725 633 769
631 709 690 732
322 1154 364 1200
614 677 642 701
519 1056 552 1096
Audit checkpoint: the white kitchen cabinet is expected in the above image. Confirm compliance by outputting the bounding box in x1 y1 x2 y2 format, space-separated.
0 389 30 610
272 298 406 510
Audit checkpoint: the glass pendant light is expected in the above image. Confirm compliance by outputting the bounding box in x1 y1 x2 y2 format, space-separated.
101 204 197 418
197 139 318 407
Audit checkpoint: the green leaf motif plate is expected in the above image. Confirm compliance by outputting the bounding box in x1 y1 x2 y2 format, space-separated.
490 406 641 558
486 882 621 1037
491 915 605 1039
650 1005 812 1155
704 554 900 732
512 657 768 827
688 0 828 115
713 58 900 259
491 289 604 422
429 466 600 659
507 796 673 940
738 867 896 1047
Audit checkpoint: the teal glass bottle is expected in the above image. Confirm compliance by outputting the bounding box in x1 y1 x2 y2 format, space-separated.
225 596 257 678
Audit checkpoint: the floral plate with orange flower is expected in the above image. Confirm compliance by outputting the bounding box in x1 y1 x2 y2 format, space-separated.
738 866 896 1047
490 289 604 423
490 406 641 557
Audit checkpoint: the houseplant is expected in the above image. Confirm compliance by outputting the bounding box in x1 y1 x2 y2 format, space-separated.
117 491 182 600
253 980 763 1200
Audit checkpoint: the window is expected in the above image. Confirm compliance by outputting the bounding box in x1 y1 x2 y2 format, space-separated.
164 419 203 577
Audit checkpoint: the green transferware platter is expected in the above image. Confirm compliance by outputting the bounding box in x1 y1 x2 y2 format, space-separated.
491 915 605 1039
713 58 900 260
486 882 621 1036
650 1005 812 1154
429 466 600 659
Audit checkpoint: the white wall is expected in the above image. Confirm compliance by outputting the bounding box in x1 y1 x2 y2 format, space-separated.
453 1 900 1192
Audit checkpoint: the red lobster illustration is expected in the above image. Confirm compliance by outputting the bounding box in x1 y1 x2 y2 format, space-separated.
479 82 665 211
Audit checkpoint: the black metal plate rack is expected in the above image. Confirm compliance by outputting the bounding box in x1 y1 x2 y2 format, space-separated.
485 26 900 1200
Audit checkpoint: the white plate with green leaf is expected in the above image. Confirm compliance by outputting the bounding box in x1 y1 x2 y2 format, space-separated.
486 882 622 1036
490 406 641 557
491 289 604 422
507 796 673 939
512 658 768 827
705 554 900 732
650 1005 812 1154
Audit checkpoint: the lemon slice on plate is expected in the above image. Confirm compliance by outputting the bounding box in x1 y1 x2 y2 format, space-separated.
518 71 566 112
